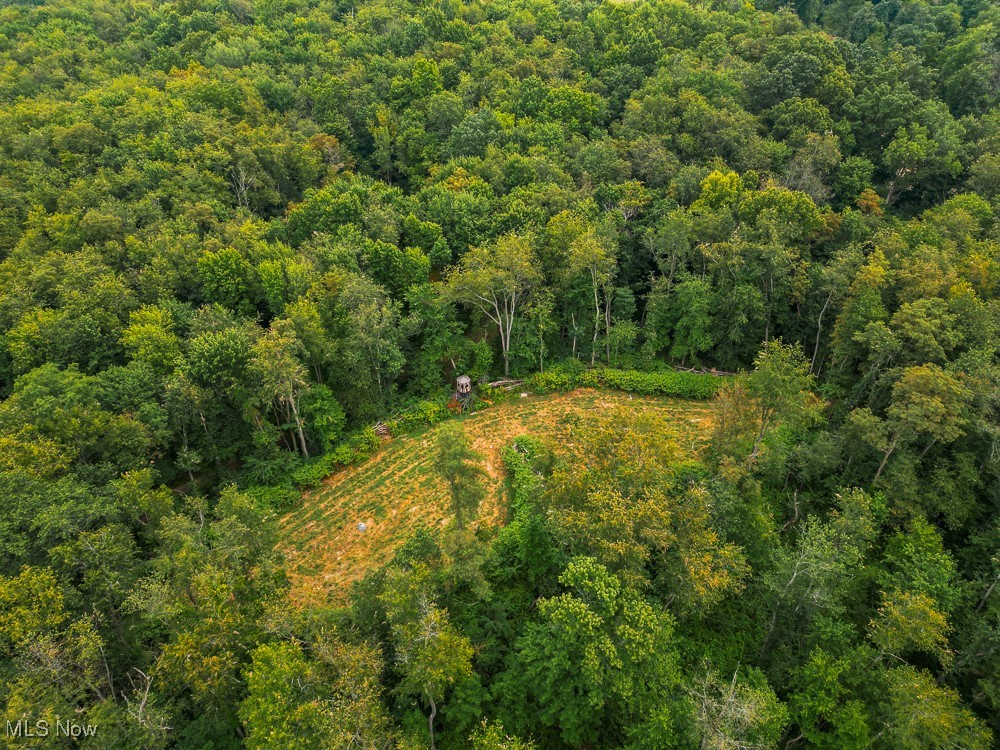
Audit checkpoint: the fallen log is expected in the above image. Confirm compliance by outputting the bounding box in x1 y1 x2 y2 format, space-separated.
487 378 525 389
672 366 736 377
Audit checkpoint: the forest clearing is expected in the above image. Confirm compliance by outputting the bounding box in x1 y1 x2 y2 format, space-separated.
280 388 717 606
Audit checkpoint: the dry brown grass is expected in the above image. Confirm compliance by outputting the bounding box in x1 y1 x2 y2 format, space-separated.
279 388 717 607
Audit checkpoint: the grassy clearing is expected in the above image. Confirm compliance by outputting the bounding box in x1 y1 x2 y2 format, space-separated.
279 388 717 607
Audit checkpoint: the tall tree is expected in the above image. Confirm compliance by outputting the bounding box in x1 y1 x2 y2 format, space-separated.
499 556 682 748
380 567 473 750
563 230 616 365
849 363 971 480
240 638 394 750
251 320 311 457
446 234 542 376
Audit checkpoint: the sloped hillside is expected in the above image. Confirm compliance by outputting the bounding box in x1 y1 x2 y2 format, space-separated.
281 388 717 606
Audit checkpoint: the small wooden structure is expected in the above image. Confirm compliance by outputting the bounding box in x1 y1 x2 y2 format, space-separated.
456 375 473 409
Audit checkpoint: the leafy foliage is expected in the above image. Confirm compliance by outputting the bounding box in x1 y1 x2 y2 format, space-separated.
0 0 997 745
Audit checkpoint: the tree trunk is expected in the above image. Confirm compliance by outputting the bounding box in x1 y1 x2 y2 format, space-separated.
200 412 223 474
748 410 771 466
975 572 1000 613
427 693 437 750
874 433 900 480
919 437 937 459
604 288 612 364
810 291 832 374
499 297 514 377
289 393 309 459
591 270 600 366
181 427 197 486
885 180 898 206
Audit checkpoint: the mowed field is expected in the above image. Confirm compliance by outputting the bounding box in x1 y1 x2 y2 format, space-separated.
280 388 717 607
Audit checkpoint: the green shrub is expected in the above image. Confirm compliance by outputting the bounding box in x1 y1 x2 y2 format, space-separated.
244 484 301 511
491 437 565 587
502 438 547 516
385 398 450 436
476 382 515 405
321 425 384 475
599 368 719 398
353 426 381 458
290 453 338 488
526 369 577 392
525 363 719 399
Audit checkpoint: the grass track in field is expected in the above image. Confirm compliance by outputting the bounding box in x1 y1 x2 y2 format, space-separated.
279 387 717 607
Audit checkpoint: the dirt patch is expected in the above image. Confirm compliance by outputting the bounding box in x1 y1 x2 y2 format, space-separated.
279 388 717 608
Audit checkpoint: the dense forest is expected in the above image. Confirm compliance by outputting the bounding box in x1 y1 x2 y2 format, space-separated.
0 0 999 746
